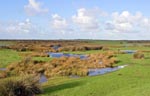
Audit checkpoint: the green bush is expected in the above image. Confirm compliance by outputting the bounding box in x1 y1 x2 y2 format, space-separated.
0 75 42 96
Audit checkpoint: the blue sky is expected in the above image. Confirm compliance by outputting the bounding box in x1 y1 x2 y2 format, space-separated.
0 0 150 40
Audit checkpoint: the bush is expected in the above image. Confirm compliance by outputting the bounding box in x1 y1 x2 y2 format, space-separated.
0 75 42 96
133 52 144 59
6 52 118 78
0 71 7 79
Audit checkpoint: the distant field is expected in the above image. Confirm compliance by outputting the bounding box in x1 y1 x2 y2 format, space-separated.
0 41 15 46
87 40 126 45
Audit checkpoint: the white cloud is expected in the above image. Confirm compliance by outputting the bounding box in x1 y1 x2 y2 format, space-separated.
49 8 107 38
105 11 150 33
49 8 150 40
50 14 74 35
103 11 150 40
0 19 36 34
24 0 49 16
72 8 106 32
5 19 33 34
0 19 49 39
51 14 68 30
2 6 150 40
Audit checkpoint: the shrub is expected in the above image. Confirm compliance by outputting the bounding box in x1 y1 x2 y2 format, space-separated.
133 52 144 59
0 75 42 96
6 52 118 78
102 47 109 51
0 71 7 79
31 52 49 57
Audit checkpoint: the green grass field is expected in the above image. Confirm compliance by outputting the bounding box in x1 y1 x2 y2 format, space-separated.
40 53 150 96
1 40 150 96
0 49 22 68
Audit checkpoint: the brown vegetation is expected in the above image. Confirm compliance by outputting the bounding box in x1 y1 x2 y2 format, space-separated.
133 52 144 59
4 52 118 78
7 40 103 52
19 52 49 57
0 71 7 78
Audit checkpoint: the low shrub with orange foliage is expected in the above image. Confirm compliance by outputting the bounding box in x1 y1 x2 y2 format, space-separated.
133 52 144 59
0 71 7 79
5 52 118 78
19 52 49 58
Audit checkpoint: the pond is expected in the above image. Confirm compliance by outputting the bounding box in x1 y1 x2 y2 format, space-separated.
48 52 87 59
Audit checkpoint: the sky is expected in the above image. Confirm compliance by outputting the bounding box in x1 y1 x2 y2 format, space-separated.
0 0 150 40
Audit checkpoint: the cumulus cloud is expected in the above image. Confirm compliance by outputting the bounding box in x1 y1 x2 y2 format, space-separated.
72 8 107 32
103 11 150 40
49 8 150 39
105 11 150 33
51 14 68 30
0 19 49 39
2 6 150 40
4 19 34 34
24 0 49 16
50 14 74 35
0 19 37 34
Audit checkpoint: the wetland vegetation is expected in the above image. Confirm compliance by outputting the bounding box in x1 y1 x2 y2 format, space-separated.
0 40 150 96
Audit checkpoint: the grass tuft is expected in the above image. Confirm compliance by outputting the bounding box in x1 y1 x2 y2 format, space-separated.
0 75 42 96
